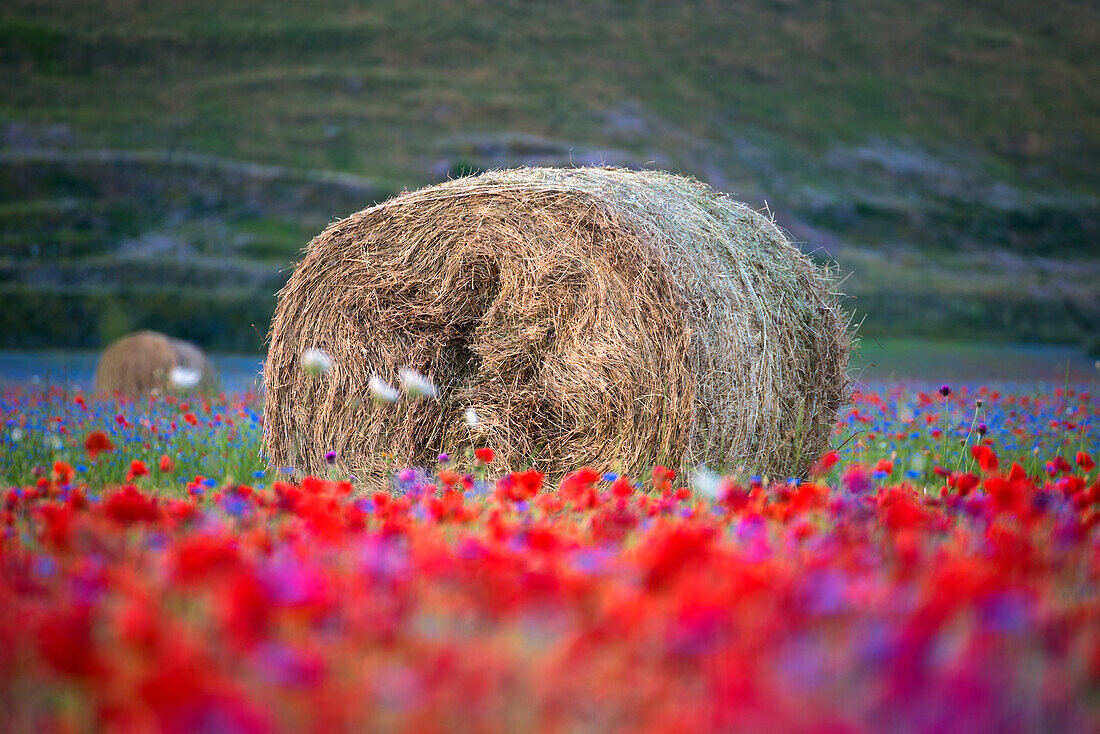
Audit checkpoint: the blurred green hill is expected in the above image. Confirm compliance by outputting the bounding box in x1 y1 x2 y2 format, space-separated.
1 0 1098 351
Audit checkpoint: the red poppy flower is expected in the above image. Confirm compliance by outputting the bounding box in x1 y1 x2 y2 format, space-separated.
971 444 999 474
1048 455 1072 476
172 535 241 583
1077 451 1095 473
52 460 75 485
809 450 840 477
474 447 495 463
985 477 1029 516
158 454 175 472
126 460 150 482
955 473 980 496
879 488 928 530
559 467 601 509
37 504 73 550
104 485 159 525
36 606 98 679
643 524 714 589
559 467 600 498
651 465 676 493
498 469 543 501
611 476 634 498
83 431 115 460
791 482 828 513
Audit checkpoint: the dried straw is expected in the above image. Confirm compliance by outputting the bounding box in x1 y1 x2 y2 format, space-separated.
264 167 850 483
94 330 216 395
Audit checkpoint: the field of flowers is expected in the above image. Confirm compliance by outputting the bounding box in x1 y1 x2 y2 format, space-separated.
1 381 1099 732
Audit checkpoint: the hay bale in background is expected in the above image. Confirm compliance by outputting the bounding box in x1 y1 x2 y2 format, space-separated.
94 330 216 395
264 167 850 482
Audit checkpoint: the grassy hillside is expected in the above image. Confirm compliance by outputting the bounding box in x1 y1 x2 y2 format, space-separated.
1 0 1098 349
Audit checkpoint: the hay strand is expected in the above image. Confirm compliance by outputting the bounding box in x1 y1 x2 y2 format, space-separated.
263 167 850 482
94 330 217 395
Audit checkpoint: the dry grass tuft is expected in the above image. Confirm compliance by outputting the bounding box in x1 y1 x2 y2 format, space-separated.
94 330 216 395
264 167 851 483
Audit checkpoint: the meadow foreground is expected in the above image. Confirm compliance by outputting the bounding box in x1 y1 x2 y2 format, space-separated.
0 383 1098 732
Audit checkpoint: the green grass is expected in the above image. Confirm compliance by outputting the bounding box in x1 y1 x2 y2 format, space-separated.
0 408 266 494
0 287 277 351
1 0 1097 350
233 219 316 261
853 337 1099 383
1 375 1094 495
3 0 1095 191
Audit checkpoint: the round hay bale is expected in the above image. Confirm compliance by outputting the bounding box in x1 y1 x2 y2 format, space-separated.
94 330 217 395
264 167 850 482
